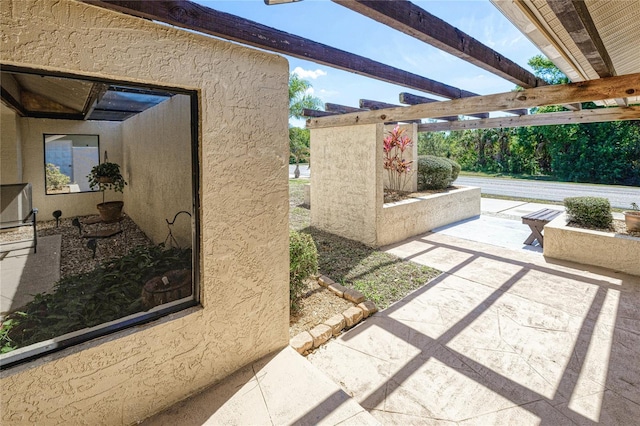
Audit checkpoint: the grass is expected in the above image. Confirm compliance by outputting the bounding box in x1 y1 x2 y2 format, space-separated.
289 179 441 309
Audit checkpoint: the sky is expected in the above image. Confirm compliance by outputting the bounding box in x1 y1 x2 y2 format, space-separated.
196 0 545 126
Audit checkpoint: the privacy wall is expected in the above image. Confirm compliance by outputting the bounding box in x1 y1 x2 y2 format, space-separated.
0 0 290 424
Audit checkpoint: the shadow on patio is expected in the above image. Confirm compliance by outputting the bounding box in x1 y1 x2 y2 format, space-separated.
307 231 640 425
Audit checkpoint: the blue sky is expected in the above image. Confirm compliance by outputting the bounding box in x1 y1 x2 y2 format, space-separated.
197 0 544 125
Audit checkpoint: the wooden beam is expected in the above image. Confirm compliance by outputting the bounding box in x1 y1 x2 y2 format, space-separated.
303 109 337 117
417 106 640 132
83 83 109 120
306 72 640 128
399 92 489 119
333 0 546 89
84 0 477 100
546 0 615 78
360 99 452 122
545 0 627 107
325 103 367 114
0 86 27 116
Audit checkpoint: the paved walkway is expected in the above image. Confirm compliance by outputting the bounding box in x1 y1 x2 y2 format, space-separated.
308 219 640 424
145 202 639 425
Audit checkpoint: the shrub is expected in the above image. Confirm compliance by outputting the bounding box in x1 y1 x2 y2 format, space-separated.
564 196 613 229
444 157 461 182
290 230 318 309
417 155 452 190
45 163 70 191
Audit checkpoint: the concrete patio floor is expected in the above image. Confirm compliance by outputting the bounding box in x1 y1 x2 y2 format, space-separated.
308 230 640 425
145 201 639 425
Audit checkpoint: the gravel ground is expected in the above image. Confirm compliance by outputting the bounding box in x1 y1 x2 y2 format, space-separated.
0 215 153 279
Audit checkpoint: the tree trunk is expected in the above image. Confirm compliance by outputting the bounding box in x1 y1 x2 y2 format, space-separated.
294 164 300 178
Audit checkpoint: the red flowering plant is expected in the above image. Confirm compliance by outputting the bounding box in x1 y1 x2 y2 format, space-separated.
383 125 414 193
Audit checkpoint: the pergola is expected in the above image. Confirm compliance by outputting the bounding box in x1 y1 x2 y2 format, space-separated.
84 0 640 132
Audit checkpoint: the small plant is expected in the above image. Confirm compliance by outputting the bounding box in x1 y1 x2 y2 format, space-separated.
45 163 70 191
87 161 127 193
383 125 414 192
289 230 318 310
417 155 453 190
564 196 613 229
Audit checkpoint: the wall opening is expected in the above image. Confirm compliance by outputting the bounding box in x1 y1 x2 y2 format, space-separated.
0 65 201 368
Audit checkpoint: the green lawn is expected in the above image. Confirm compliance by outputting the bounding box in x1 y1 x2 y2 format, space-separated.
289 179 441 309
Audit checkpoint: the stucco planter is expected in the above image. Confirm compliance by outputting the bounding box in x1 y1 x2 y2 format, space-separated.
544 213 640 276
377 186 481 247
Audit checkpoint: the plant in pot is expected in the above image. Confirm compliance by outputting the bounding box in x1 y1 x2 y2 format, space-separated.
87 160 128 222
623 202 640 232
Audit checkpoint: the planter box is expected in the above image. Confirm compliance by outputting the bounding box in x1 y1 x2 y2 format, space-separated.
544 213 640 276
377 186 481 247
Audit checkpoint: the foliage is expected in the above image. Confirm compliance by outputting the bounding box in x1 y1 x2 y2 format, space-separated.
528 54 570 85
0 245 191 353
383 125 414 192
444 157 461 182
87 162 128 193
564 197 613 229
289 230 318 310
289 73 323 119
45 163 70 191
417 155 453 190
289 127 310 164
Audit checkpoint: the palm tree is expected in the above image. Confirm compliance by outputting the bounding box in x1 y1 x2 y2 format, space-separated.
289 73 323 119
288 73 322 178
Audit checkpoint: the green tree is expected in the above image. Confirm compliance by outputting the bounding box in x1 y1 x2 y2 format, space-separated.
288 73 323 119
528 54 570 85
288 73 322 177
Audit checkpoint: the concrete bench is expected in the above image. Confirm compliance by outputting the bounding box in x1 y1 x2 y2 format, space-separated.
522 208 562 248
1 183 38 254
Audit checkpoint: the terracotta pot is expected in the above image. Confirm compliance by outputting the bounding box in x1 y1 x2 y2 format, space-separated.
142 269 192 309
623 211 640 232
98 176 114 184
96 201 123 223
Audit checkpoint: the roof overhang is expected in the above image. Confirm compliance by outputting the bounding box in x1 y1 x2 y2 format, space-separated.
491 0 640 105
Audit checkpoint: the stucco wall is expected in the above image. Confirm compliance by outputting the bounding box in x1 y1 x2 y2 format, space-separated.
1 104 22 184
377 186 481 247
1 0 289 424
122 94 192 247
544 214 640 276
18 117 123 218
310 124 383 246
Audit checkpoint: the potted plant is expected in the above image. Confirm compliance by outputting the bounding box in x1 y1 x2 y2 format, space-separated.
87 161 128 222
624 202 640 232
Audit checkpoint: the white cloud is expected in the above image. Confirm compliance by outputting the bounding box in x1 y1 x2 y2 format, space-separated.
293 66 327 80
304 87 315 96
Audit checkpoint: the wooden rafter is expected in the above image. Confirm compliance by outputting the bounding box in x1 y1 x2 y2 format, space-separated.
333 0 545 89
545 0 627 107
303 109 337 117
546 0 615 78
306 72 640 129
417 106 640 132
325 103 367 114
82 83 109 120
399 92 490 119
84 0 478 100
360 99 453 122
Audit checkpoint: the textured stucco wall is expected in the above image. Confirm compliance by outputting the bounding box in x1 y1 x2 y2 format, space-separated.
122 94 192 247
310 124 383 246
382 123 418 193
377 186 481 247
544 214 640 276
17 117 123 218
1 104 22 184
1 0 290 424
